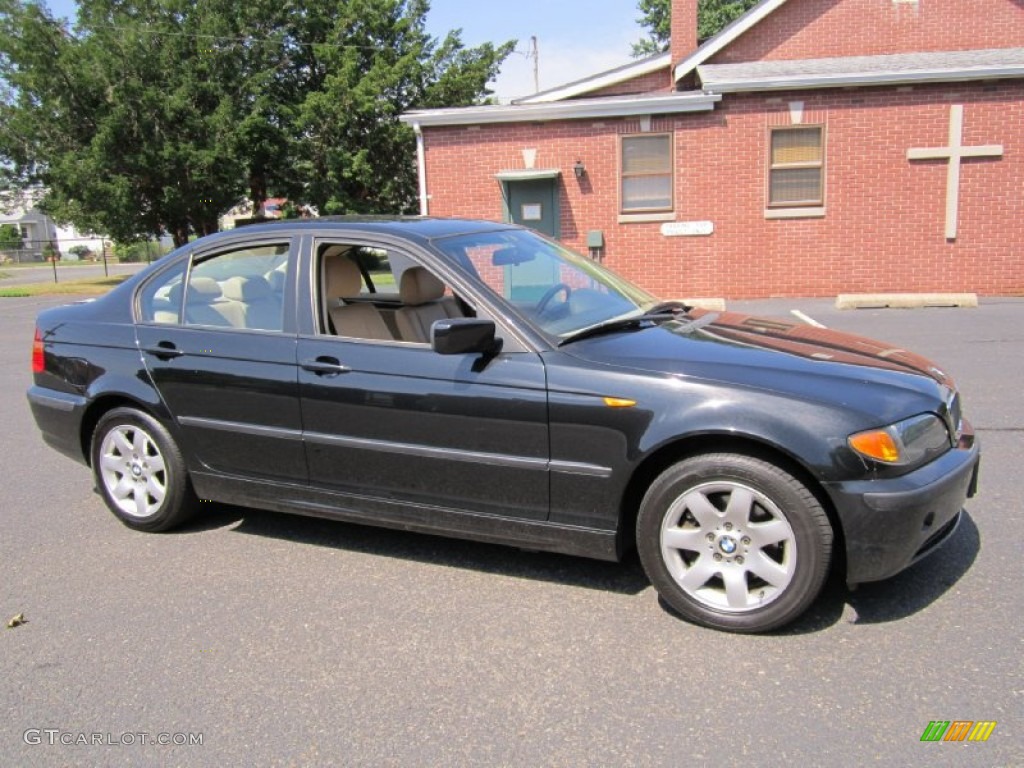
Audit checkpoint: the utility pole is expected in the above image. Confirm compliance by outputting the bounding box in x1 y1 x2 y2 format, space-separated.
531 36 539 93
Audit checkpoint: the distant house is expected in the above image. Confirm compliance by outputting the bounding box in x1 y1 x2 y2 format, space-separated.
221 198 316 230
401 0 1024 299
0 192 59 262
53 223 109 261
0 189 111 261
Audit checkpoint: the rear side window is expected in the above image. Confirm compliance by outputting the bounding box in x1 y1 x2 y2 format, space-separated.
138 262 186 325
137 243 289 330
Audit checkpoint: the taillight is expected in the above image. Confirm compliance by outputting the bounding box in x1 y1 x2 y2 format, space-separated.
32 327 45 374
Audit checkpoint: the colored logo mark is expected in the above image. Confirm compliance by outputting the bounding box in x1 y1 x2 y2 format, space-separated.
920 720 996 742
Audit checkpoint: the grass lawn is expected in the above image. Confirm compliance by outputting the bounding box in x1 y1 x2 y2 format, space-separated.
0 275 130 297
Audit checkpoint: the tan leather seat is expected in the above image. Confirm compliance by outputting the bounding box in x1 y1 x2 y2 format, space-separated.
323 251 392 340
221 274 282 331
395 267 462 343
175 277 244 328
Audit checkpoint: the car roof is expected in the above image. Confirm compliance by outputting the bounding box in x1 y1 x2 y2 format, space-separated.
209 216 521 246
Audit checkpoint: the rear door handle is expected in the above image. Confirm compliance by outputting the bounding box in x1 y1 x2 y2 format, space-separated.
301 357 351 376
142 342 185 360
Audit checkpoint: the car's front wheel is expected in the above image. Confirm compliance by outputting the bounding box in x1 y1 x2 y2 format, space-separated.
91 407 198 532
637 453 833 633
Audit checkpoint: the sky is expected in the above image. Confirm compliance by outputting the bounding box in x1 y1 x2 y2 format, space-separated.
39 0 648 103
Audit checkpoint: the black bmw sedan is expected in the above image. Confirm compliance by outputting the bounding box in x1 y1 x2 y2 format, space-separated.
27 217 979 632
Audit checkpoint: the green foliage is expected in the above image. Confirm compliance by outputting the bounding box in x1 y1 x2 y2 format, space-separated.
632 0 761 57
113 240 162 263
0 0 513 246
68 244 94 258
0 223 23 250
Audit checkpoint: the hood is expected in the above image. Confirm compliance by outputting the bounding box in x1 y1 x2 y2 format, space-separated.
560 309 954 418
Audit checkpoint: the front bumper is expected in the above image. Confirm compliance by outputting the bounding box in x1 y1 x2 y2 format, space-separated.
824 422 980 585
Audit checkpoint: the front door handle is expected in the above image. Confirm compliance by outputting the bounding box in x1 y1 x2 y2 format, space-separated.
142 341 185 360
301 356 351 376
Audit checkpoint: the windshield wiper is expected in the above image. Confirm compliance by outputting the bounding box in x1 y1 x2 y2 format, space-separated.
642 300 692 315
558 311 680 346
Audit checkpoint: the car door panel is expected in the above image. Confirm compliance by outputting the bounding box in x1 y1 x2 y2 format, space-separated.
135 237 304 484
297 337 550 520
138 326 306 483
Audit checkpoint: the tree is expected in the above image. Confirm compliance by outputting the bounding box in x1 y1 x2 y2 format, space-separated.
0 0 513 246
632 0 761 57
0 222 23 252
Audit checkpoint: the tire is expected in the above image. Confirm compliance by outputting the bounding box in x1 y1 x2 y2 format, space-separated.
636 453 832 633
91 407 198 532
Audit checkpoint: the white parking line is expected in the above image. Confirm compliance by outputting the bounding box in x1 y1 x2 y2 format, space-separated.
790 309 827 328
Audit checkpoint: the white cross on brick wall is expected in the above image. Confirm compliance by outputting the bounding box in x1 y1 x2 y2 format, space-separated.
907 104 1003 240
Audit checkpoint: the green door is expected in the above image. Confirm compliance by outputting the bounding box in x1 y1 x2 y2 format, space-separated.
507 179 558 238
503 179 560 303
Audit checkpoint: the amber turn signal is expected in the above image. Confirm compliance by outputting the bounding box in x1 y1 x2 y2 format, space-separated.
602 397 636 408
848 430 900 463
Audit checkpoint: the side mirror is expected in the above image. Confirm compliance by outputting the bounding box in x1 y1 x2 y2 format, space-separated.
431 318 502 356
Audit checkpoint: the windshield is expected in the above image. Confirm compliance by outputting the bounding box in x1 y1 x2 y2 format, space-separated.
433 228 658 339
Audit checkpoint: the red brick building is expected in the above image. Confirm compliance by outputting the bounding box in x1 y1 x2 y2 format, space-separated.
400 0 1024 299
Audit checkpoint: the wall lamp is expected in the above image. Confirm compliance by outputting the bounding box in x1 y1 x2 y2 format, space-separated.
573 159 586 179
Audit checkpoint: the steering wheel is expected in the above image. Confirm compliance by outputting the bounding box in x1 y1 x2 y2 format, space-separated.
535 283 572 315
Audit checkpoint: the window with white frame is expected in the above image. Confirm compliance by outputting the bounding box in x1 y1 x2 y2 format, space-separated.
621 134 673 214
767 126 825 207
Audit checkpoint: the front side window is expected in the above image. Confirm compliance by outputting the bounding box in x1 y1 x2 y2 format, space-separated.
316 242 467 343
621 134 673 213
768 126 824 207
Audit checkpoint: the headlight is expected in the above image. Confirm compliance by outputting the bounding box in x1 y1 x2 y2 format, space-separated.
848 413 951 467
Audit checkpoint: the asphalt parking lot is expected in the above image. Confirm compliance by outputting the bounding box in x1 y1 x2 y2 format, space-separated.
2 294 1021 767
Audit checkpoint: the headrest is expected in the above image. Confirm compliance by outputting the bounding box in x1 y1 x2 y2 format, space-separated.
222 275 273 302
167 282 184 306
399 267 444 306
324 252 362 298
264 264 287 292
176 276 221 304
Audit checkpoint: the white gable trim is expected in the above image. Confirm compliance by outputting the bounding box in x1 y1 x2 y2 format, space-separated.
673 0 791 83
516 53 672 104
698 48 1024 92
400 91 721 128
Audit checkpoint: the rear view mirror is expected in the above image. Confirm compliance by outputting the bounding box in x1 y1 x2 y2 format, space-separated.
431 318 501 356
491 246 535 267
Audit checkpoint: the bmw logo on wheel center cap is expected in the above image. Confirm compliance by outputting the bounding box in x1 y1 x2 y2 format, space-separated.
719 535 738 555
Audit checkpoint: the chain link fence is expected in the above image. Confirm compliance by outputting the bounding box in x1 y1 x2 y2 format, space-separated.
0 236 171 284
0 236 168 265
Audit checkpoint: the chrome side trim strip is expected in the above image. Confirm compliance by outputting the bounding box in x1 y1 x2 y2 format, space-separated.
178 416 613 477
305 431 613 477
177 416 304 441
549 460 613 478
304 430 547 470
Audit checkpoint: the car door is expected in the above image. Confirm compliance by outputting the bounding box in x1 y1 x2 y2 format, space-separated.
296 237 550 520
135 236 306 483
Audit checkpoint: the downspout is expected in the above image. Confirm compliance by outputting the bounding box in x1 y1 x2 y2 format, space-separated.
413 122 429 216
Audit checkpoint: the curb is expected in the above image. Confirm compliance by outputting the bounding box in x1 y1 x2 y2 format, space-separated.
835 293 978 310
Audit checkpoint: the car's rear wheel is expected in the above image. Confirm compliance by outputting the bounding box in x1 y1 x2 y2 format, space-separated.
91 407 198 532
637 453 832 633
